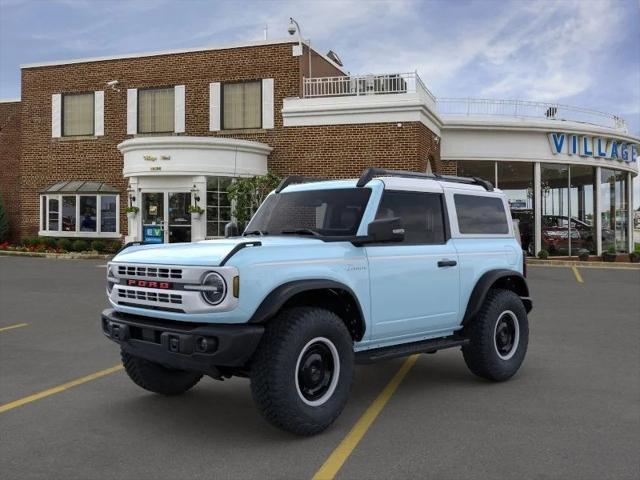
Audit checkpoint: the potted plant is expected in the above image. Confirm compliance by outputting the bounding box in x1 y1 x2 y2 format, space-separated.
188 205 204 219
537 249 549 260
125 206 139 221
577 249 590 261
603 245 617 262
630 246 640 263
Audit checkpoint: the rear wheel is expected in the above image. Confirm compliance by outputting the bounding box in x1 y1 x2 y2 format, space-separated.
462 289 529 381
121 350 202 395
250 307 354 435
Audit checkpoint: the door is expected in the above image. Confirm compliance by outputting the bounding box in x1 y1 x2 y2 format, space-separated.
141 192 192 243
142 192 165 243
365 190 460 344
167 192 191 243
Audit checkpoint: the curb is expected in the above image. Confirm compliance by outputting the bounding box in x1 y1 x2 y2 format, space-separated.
528 259 640 270
0 250 113 260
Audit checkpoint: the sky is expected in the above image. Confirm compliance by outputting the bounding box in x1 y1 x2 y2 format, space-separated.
1 0 639 204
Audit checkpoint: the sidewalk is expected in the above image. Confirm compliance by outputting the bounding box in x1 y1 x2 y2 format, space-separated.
528 259 640 269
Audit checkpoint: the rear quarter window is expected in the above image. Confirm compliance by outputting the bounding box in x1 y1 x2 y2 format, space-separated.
454 194 509 234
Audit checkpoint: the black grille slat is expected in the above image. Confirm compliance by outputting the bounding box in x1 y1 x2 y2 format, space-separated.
118 288 183 305
117 264 183 279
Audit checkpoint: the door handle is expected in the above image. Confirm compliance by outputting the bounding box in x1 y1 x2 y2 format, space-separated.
437 259 457 268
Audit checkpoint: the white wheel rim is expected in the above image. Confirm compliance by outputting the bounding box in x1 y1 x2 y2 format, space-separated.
493 310 520 361
294 337 340 407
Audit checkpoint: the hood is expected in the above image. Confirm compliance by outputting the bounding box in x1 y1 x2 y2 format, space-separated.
112 236 324 266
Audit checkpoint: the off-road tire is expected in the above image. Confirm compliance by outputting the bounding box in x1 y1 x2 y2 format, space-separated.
121 349 202 395
462 288 529 381
250 307 354 436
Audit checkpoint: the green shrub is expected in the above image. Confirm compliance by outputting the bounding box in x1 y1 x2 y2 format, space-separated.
71 239 89 252
607 244 616 254
57 238 73 251
40 237 58 249
105 240 122 254
537 249 549 260
91 240 106 252
0 195 9 242
21 237 37 247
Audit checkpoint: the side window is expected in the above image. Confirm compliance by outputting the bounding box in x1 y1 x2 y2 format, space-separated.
375 191 446 244
454 194 509 234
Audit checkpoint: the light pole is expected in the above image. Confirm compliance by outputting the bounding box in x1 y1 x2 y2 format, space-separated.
288 17 312 81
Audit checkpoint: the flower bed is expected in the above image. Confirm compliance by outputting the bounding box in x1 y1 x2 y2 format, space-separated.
0 237 122 255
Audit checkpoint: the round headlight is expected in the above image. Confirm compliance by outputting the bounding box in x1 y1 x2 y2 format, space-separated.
201 272 226 305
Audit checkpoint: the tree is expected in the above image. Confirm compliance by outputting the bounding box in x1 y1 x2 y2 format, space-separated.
0 195 9 242
226 173 281 228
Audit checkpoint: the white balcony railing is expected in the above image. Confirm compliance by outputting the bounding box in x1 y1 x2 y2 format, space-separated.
303 72 436 102
436 98 627 132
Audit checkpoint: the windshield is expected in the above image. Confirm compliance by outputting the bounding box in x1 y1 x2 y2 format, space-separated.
245 188 371 237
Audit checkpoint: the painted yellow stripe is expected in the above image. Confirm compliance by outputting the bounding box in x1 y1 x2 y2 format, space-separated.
571 266 584 283
0 364 123 414
312 354 420 480
0 323 28 333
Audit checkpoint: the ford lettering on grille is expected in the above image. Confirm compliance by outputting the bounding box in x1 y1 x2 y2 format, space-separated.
125 279 172 289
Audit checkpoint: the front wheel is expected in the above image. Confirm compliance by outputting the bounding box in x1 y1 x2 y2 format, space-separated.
250 307 354 435
462 289 529 381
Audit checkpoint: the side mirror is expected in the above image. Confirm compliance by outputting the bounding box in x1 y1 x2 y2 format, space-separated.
354 217 405 245
224 222 239 238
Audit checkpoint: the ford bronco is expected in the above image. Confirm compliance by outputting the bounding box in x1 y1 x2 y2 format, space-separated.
102 168 532 435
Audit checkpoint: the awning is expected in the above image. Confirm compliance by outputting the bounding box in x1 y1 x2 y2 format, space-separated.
41 181 120 194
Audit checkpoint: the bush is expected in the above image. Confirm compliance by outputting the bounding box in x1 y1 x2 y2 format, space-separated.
71 239 89 252
91 240 106 252
537 249 549 260
0 195 9 243
57 238 73 251
577 249 589 261
40 237 58 249
21 237 38 247
607 244 616 254
105 240 122 254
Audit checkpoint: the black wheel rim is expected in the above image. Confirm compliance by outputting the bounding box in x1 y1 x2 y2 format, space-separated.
297 342 335 402
494 311 519 359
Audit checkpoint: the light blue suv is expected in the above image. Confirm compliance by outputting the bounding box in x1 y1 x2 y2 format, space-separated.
102 168 532 435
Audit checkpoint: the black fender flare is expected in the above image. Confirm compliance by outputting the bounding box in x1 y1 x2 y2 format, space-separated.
462 269 532 325
248 279 366 338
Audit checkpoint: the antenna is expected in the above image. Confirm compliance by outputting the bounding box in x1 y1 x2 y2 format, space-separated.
263 24 268 40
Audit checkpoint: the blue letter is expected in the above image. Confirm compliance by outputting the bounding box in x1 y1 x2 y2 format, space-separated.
620 143 628 162
569 135 578 155
631 144 638 163
548 133 565 154
610 141 618 159
580 136 593 156
596 138 607 157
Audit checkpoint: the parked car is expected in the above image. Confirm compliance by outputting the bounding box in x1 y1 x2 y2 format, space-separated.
101 168 532 435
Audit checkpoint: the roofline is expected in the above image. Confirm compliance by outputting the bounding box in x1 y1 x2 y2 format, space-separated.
0 98 20 103
19 38 346 74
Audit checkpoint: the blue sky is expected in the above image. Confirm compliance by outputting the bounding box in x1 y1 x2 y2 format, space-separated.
1 0 639 203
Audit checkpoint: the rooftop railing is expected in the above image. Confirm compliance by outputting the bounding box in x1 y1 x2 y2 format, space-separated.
301 74 627 132
435 98 627 131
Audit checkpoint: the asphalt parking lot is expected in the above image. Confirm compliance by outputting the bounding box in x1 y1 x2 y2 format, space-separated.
0 257 638 480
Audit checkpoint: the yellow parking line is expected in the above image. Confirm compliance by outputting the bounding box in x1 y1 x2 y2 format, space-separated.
312 354 420 480
571 266 584 283
0 364 123 414
0 323 28 333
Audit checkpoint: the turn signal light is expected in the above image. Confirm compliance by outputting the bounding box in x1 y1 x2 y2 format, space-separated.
233 276 240 297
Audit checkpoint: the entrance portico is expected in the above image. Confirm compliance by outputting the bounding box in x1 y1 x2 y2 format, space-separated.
118 136 271 243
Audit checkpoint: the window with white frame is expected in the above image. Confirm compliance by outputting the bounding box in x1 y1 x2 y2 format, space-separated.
138 87 175 133
39 181 120 237
222 81 261 129
62 92 95 136
206 177 233 237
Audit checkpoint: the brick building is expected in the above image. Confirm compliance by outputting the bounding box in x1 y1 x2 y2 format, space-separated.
0 37 637 255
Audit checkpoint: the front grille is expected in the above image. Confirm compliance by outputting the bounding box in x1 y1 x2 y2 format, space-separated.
118 288 183 304
117 265 182 279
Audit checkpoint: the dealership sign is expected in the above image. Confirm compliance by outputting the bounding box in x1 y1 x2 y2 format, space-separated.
548 133 638 163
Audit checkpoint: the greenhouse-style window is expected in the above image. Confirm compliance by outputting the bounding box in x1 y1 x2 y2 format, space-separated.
39 181 120 238
206 176 233 237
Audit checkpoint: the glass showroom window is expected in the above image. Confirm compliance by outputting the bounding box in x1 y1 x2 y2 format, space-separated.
206 177 233 237
541 164 570 256
138 87 174 133
222 81 261 129
456 160 496 186
497 162 535 255
601 169 629 253
40 194 119 237
62 92 94 136
569 165 596 255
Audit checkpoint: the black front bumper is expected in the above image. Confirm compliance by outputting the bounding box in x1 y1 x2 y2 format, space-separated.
101 309 264 374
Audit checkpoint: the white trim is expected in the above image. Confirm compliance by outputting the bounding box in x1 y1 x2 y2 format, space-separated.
94 90 104 136
0 98 20 103
595 166 602 255
174 85 185 133
20 38 300 69
39 193 120 237
262 78 274 129
628 171 633 253
51 94 61 138
127 89 137 135
209 82 221 131
534 162 542 255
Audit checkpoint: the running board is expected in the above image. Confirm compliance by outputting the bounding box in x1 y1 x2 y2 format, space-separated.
355 336 469 364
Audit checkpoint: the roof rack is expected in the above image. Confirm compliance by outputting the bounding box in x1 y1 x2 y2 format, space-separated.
356 168 494 191
275 175 328 193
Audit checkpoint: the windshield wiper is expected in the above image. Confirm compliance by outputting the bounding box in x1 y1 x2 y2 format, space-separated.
281 228 321 237
243 230 267 236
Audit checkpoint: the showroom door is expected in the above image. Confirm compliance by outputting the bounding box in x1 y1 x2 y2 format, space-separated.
141 192 165 243
167 192 192 243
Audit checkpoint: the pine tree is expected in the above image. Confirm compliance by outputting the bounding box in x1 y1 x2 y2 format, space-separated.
0 195 9 242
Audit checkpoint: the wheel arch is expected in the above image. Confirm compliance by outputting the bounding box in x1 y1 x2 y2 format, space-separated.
463 269 532 326
248 280 366 341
